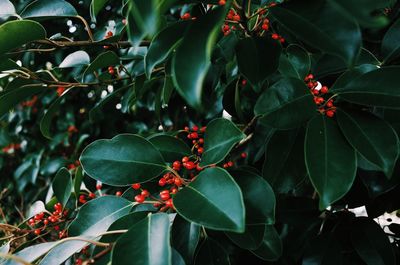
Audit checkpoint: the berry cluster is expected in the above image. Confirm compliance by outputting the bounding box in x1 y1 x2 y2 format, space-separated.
67 160 80 170
21 95 38 107
27 203 68 239
222 10 240 36
304 74 336 118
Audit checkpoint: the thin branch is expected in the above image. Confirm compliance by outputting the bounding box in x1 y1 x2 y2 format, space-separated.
76 15 94 41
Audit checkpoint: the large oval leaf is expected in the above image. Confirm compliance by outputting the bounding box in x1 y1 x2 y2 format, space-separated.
111 213 171 265
148 134 191 163
0 0 15 19
171 215 200 265
0 20 46 55
226 224 266 250
199 118 245 167
278 44 311 80
382 17 400 63
4 242 56 265
80 134 166 186
351 217 396 265
174 167 245 232
336 109 399 177
270 0 361 65
254 78 315 129
0 85 46 118
20 0 77 19
39 196 133 265
251 225 282 261
235 37 281 88
172 5 228 109
334 66 400 109
59 51 90 68
305 115 357 209
51 167 72 206
145 21 190 78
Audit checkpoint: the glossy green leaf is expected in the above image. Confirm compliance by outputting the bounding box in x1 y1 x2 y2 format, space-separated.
0 85 46 118
302 232 342 265
40 88 71 139
145 21 190 78
337 109 399 177
0 20 46 55
270 0 361 65
4 242 56 265
334 66 400 109
126 0 160 47
351 217 396 265
328 0 390 28
0 0 15 19
278 44 310 80
254 78 315 129
39 196 133 265
251 225 282 261
90 0 109 22
226 224 265 250
235 37 281 87
174 167 245 232
172 249 186 265
80 134 166 185
263 129 307 193
305 115 357 209
382 18 400 63
199 118 245 167
330 64 378 92
172 5 228 109
194 239 230 265
82 51 120 82
101 212 148 243
111 213 171 265
148 135 191 162
52 167 72 206
59 51 90 68
171 215 201 265
230 170 275 225
20 0 78 19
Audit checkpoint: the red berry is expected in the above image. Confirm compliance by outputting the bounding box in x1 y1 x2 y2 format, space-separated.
326 110 335 117
160 190 170 201
88 192 96 199
115 191 122 196
43 219 49 225
34 229 41 235
182 156 189 163
172 161 181 169
200 126 207 133
219 0 226 5
184 126 190 131
184 161 196 170
197 147 204 154
54 225 60 231
108 68 115 75
262 24 269 31
198 138 204 144
326 101 334 108
174 177 182 187
320 86 329 94
192 125 199 131
271 33 279 40
233 14 241 21
227 161 234 167
158 178 167 186
241 152 247 158
190 132 199 139
165 199 174 208
170 187 178 194
131 183 141 190
141 189 150 197
135 194 145 203
96 183 102 190
181 13 191 20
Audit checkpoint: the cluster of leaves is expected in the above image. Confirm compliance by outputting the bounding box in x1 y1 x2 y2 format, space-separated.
0 0 400 264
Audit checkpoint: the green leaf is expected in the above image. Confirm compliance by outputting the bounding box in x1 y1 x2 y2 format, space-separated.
382 17 400 63
80 134 166 186
148 135 191 162
305 115 357 209
328 0 390 28
263 129 307 193
82 51 120 82
278 44 310 80
4 242 56 265
145 21 190 78
20 0 78 19
0 0 16 19
90 0 109 22
330 64 378 92
351 217 396 265
230 170 275 225
172 5 228 109
111 213 171 265
194 239 230 265
302 232 342 265
0 85 46 118
199 118 245 167
254 78 315 129
171 215 200 265
52 167 72 206
270 0 361 65
334 66 400 109
0 20 46 55
235 37 281 88
39 196 133 265
174 167 245 232
172 249 186 265
89 86 128 122
337 109 399 178
126 0 160 47
101 212 148 243
250 225 282 261
59 51 90 68
226 224 266 250
40 88 71 139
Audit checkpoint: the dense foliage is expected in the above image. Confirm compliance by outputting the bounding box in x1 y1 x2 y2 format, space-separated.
0 0 400 264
